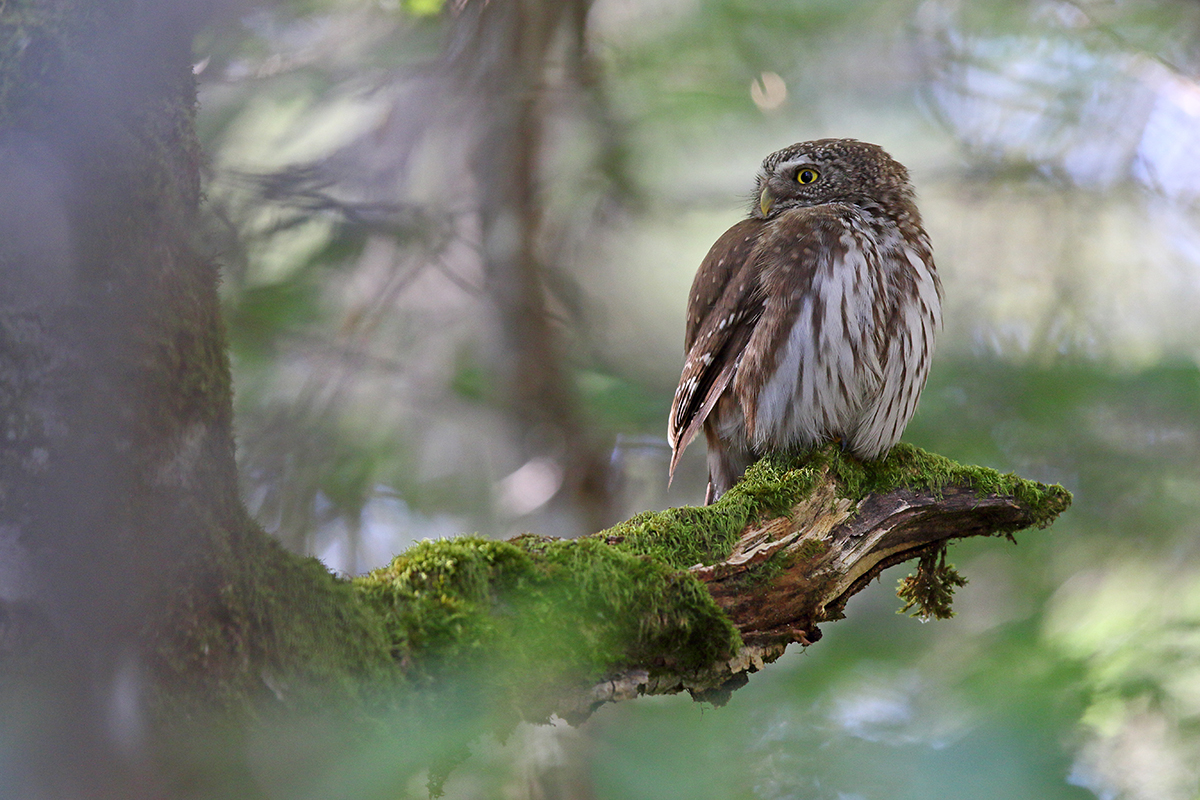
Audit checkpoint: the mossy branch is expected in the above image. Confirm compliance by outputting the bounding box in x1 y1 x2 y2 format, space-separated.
353 444 1071 722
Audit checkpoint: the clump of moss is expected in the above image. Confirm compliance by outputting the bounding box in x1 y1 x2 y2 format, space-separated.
823 442 1072 527
732 443 1067 620
596 505 744 570
596 442 1069 570
896 545 968 620
820 442 1071 619
354 537 533 677
353 535 740 699
597 452 827 570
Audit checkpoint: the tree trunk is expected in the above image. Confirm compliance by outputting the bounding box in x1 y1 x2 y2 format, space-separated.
1 2 239 794
0 3 387 796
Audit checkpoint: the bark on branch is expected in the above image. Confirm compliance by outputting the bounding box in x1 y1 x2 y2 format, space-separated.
560 447 1071 720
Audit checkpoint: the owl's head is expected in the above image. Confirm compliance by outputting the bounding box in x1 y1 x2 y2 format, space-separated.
751 138 916 222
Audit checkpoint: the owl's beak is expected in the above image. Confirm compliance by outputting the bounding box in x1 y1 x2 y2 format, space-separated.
759 186 773 217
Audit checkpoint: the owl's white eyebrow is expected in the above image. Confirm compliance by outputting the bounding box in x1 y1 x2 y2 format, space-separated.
774 159 819 173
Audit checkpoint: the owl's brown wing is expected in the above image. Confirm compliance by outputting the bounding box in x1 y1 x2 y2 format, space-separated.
669 209 854 480
728 208 850 438
682 219 764 349
669 219 767 479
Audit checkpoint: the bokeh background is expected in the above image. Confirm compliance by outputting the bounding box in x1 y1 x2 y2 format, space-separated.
194 0 1200 797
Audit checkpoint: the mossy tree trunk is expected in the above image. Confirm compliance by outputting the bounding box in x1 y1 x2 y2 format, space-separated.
0 3 390 795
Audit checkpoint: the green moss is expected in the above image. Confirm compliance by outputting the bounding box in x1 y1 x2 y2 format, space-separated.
354 535 740 699
594 442 1068 577
153 440 1069 724
806 443 1070 618
730 442 1074 531
597 505 744 569
597 453 826 570
738 548 795 590
594 443 1068 628
151 514 398 716
822 442 1072 526
354 537 534 677
896 545 969 620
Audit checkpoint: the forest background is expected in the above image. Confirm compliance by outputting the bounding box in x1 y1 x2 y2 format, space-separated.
201 1 1200 797
7 0 1200 798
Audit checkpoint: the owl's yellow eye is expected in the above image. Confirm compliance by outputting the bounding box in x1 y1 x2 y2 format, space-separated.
797 168 819 185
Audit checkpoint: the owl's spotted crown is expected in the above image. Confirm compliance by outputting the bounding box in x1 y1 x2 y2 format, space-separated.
754 138 915 220
760 138 905 177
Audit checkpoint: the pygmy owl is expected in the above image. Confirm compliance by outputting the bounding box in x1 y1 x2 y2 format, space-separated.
668 138 941 503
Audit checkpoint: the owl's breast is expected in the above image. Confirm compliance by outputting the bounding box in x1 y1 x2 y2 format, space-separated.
749 223 886 451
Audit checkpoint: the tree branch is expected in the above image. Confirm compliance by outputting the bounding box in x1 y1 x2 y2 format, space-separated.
346 445 1071 729
555 446 1071 719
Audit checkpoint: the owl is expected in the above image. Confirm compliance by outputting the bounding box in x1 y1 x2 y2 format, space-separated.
668 139 941 503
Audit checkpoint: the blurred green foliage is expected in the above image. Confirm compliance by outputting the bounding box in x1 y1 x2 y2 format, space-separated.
195 0 1200 797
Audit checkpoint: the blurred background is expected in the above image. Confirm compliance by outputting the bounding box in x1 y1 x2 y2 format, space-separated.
194 0 1200 797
